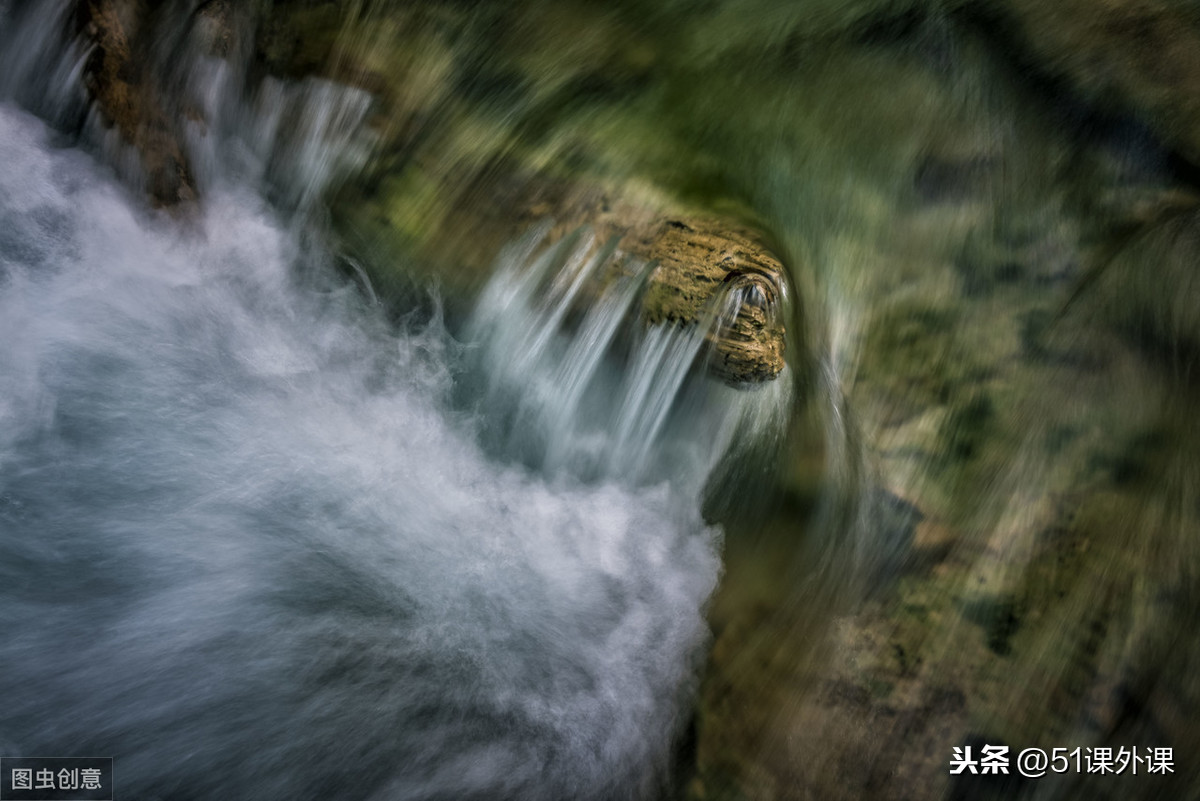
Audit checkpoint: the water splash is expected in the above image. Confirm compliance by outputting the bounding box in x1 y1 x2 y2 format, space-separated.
0 0 87 127
467 224 792 487
0 0 373 219
183 59 375 214
0 103 731 801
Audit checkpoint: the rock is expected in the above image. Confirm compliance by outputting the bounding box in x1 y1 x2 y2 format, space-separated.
80 0 196 206
240 0 790 382
1090 204 1200 371
70 0 789 383
627 216 789 384
405 172 791 385
975 0 1200 168
192 0 237 60
254 0 344 80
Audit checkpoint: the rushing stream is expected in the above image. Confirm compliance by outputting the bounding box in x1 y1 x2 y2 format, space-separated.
0 60 796 798
5 0 1200 799
0 4 802 797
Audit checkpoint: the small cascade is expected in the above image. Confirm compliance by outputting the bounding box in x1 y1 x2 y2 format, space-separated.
182 60 375 215
0 0 87 127
468 225 792 488
0 12 794 796
714 268 787 346
0 1 374 221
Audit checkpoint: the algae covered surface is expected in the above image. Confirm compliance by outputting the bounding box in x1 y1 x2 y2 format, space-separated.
252 2 1200 797
51 0 1200 797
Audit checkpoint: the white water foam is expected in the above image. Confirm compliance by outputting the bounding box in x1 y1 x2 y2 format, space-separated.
468 225 793 487
0 104 723 801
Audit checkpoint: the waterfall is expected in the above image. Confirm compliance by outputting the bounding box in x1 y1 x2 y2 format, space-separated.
0 0 86 127
467 224 791 486
0 97 725 801
0 5 794 800
18 0 1193 797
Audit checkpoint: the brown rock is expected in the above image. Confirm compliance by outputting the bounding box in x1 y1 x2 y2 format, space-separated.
632 217 788 385
411 172 790 384
81 0 196 206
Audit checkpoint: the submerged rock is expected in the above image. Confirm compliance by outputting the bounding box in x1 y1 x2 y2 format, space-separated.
977 0 1200 168
80 0 196 205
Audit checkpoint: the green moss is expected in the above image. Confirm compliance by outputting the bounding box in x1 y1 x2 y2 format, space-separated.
941 392 995 461
860 301 975 410
256 3 344 77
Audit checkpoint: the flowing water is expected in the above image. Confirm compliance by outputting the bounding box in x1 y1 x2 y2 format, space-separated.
5 1 1200 800
0 9 799 799
0 97 743 799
